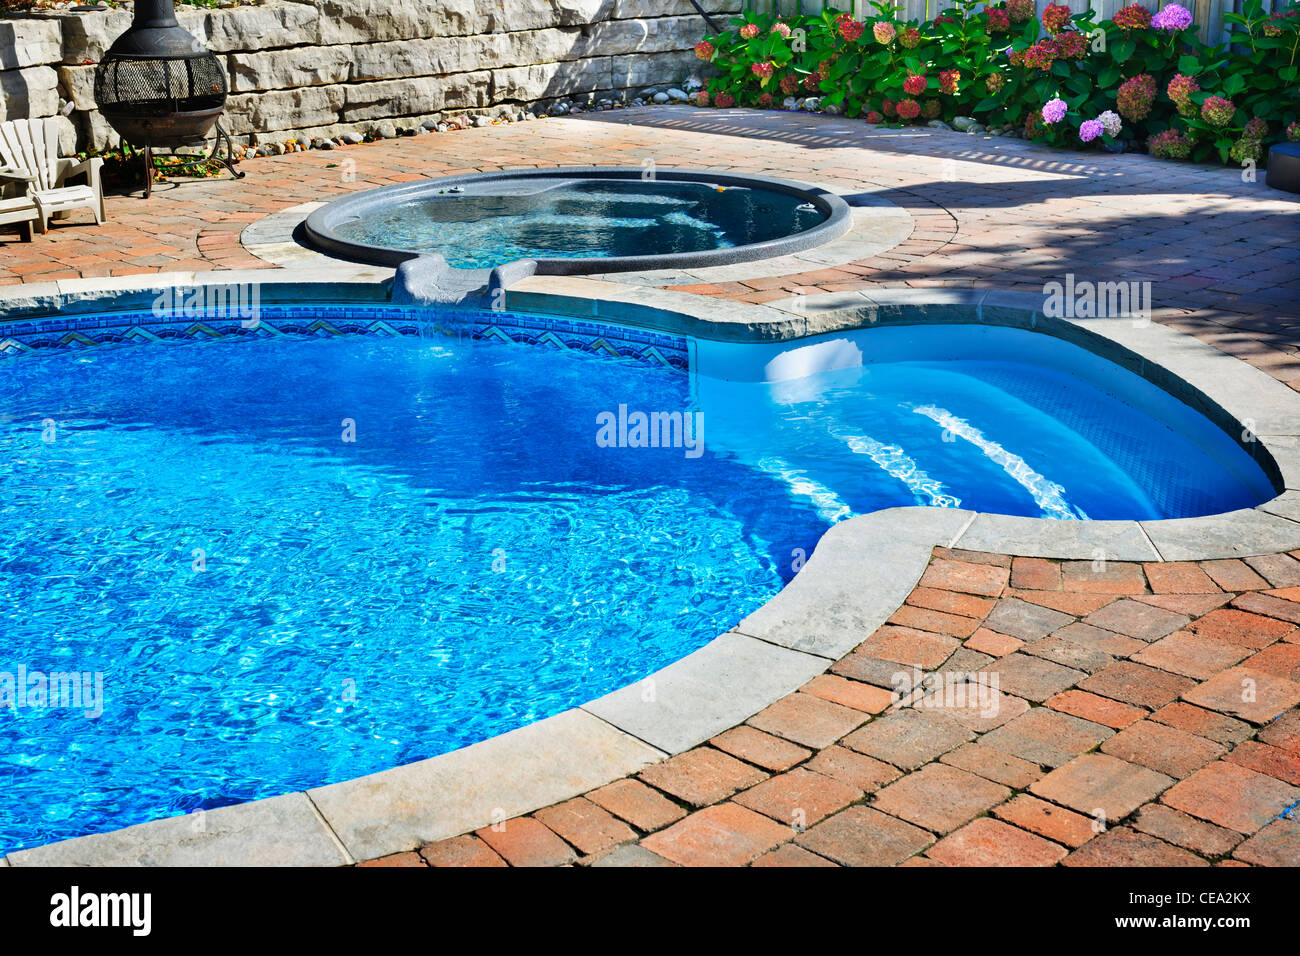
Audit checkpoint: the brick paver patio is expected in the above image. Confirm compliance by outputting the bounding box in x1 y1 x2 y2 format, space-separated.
4 105 1297 866
375 548 1300 867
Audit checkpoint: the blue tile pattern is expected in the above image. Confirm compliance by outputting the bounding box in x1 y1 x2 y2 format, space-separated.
0 304 690 372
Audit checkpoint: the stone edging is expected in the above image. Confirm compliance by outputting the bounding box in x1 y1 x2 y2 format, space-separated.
1 272 1297 866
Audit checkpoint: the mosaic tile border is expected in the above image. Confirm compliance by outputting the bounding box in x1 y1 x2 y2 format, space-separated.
0 304 690 372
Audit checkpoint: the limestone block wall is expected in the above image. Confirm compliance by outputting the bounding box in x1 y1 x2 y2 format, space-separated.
1 0 735 152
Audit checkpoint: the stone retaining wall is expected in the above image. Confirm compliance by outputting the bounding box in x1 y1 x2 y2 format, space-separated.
0 0 733 152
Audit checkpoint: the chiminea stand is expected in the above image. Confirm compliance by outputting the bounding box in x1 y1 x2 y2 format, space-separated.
140 123 243 199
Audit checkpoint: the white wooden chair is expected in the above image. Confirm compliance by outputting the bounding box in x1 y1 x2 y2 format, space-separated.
0 196 37 242
0 118 105 234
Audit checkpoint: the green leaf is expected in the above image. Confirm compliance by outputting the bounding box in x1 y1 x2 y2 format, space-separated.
1178 55 1199 76
1112 38 1135 63
1098 65 1120 88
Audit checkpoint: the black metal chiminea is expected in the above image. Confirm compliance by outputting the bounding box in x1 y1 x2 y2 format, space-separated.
93 0 242 195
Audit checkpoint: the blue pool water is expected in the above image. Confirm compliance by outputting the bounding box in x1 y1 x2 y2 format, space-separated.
0 321 1272 852
332 180 828 268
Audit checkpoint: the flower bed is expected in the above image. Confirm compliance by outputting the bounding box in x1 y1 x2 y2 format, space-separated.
693 0 1300 166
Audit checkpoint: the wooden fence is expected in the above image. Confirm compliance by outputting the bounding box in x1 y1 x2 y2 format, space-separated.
740 0 1289 45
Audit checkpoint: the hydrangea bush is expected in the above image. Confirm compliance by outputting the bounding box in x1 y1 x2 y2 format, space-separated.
692 0 1300 166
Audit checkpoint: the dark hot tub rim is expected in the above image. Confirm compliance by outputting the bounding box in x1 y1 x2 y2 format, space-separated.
302 167 855 274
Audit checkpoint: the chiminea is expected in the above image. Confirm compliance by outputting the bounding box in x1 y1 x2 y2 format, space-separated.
93 0 242 196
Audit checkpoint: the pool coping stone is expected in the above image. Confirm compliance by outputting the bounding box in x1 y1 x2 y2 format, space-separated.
581 631 833 755
5 793 350 867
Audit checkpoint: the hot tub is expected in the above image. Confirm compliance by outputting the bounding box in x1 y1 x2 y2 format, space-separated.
303 167 853 272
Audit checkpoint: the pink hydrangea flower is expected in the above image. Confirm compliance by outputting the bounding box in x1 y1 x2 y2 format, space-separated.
837 14 866 41
771 22 792 37
873 20 897 44
1021 41 1058 71
1007 0 1035 23
1112 3 1152 30
1079 119 1104 142
739 23 760 39
1167 73 1199 116
1265 10 1300 36
1042 3 1073 34
985 6 1011 32
1041 97 1068 124
903 73 928 96
1148 128 1192 159
693 40 714 61
1117 74 1157 121
1151 3 1193 31
1051 31 1088 60
1201 95 1235 127
1098 110 1122 136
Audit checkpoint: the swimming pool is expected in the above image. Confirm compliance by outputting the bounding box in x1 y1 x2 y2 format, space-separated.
0 311 1275 853
303 168 852 271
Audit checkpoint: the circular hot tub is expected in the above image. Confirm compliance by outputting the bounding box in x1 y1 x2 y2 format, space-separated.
303 167 853 272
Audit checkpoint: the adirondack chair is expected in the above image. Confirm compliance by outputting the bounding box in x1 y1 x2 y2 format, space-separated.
0 118 106 234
